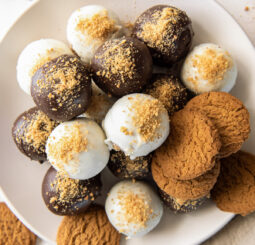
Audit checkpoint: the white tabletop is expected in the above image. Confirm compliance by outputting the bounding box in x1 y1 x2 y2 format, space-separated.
0 0 254 245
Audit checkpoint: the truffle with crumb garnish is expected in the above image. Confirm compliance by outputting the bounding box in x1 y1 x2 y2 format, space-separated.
12 107 59 162
31 55 92 121
42 167 102 215
92 37 152 97
132 5 193 66
145 74 188 116
158 189 208 213
105 180 163 238
67 5 124 63
108 150 152 179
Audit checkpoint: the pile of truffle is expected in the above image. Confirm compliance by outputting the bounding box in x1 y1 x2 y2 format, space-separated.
12 4 255 243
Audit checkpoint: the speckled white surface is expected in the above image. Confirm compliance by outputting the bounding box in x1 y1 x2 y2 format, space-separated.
0 1 254 245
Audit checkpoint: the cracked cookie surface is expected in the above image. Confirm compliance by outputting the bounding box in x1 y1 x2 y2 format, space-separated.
0 203 36 245
57 205 121 245
186 92 250 157
212 151 255 216
152 160 220 200
152 109 221 180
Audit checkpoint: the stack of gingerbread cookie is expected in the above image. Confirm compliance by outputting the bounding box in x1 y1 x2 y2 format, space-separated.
152 91 250 212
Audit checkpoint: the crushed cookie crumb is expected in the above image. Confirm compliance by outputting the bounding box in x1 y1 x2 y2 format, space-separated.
117 190 153 230
191 48 232 84
76 10 118 40
130 96 164 142
47 122 88 171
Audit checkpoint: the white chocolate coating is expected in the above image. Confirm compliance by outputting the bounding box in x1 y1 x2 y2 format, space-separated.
105 180 163 238
66 5 124 63
102 93 170 160
16 39 73 95
46 119 109 180
181 43 237 94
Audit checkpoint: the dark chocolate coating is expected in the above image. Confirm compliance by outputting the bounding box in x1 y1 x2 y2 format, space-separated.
145 73 188 116
108 150 152 179
42 167 102 216
132 5 194 66
92 37 153 97
158 189 207 213
31 55 92 121
12 107 58 162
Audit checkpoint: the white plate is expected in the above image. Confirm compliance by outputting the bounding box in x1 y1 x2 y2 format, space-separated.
0 0 254 244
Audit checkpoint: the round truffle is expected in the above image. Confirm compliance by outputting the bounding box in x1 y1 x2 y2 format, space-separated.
42 167 102 215
105 180 163 238
16 39 73 95
102 93 170 160
108 150 152 179
12 107 59 162
67 5 124 63
181 43 237 94
46 119 109 180
145 74 188 116
158 189 208 213
132 5 193 65
31 55 92 121
92 37 153 97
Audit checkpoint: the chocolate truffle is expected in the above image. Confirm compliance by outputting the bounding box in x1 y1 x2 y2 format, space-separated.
91 37 153 97
12 107 59 162
42 167 102 215
132 5 193 66
158 189 208 213
145 74 188 116
31 55 92 121
108 150 152 179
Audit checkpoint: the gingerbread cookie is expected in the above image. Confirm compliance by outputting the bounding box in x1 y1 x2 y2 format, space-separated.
186 92 250 157
57 205 121 245
212 151 255 216
152 160 220 200
0 203 36 245
153 109 221 180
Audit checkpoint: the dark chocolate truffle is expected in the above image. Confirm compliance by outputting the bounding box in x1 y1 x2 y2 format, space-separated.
108 150 151 179
12 107 59 162
132 5 193 66
31 55 92 121
91 37 153 97
159 188 208 213
42 167 102 215
145 74 188 116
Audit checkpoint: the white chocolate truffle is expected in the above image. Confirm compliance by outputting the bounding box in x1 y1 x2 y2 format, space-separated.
102 93 170 160
78 82 115 122
46 119 109 180
181 43 237 94
66 5 124 63
105 180 163 238
16 39 73 95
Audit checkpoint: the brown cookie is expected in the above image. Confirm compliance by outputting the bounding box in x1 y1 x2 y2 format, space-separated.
212 151 255 216
0 203 36 245
152 160 220 200
185 92 250 157
153 109 221 180
57 205 121 245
